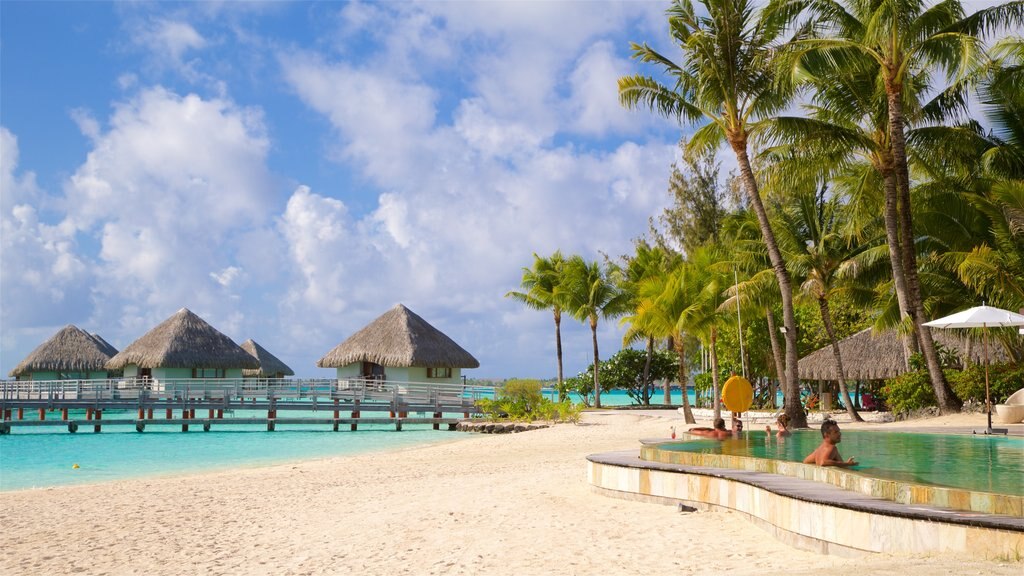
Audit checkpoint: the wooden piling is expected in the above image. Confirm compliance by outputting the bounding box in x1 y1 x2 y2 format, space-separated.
62 408 69 421
93 410 101 433
38 408 45 421
433 412 442 430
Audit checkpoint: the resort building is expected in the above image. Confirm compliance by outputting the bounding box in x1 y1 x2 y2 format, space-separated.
317 304 479 385
105 308 258 380
8 325 120 381
240 338 294 379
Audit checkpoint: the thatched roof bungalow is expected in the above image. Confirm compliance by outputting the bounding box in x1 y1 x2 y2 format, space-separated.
106 308 258 380
240 339 294 379
317 304 479 384
9 325 119 381
798 327 1008 381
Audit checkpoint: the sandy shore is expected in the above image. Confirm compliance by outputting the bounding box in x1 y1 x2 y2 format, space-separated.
1 410 1020 575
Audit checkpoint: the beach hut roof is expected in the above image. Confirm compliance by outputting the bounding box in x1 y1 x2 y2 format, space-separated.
106 308 259 370
9 325 118 377
89 333 119 357
240 339 294 377
317 304 480 369
797 327 1008 381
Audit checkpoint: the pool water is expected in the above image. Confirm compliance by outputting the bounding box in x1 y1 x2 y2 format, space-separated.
660 430 1024 497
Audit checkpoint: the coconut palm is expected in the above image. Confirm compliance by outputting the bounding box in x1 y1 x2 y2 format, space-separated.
620 0 809 427
561 256 632 408
793 0 1023 411
505 251 568 399
620 247 699 422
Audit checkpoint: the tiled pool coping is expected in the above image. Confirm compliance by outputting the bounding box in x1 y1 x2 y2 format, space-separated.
587 449 1024 557
640 438 1024 517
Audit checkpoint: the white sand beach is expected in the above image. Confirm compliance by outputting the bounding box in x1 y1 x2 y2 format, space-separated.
1 410 1020 575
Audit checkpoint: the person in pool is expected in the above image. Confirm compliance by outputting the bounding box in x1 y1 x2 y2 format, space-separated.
688 417 732 439
803 419 858 467
765 414 791 438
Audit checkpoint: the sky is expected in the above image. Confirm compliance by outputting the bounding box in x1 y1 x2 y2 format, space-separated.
1 1 687 380
0 1 1011 381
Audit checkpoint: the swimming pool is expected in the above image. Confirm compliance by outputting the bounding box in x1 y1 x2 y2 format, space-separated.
642 430 1024 515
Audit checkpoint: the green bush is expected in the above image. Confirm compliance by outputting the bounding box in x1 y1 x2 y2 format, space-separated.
948 364 1024 405
879 371 936 415
476 380 582 423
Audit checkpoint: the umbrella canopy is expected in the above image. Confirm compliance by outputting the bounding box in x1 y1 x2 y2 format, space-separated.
923 305 1024 433
922 305 1024 329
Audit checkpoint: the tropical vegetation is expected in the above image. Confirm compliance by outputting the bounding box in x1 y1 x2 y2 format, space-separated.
503 0 1023 423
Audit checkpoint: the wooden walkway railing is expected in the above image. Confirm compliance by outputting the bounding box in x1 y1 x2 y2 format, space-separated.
0 378 492 434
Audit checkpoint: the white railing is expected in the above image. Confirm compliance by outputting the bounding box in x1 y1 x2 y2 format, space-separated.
0 378 493 406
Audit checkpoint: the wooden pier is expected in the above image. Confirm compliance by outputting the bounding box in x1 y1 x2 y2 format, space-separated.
0 378 488 433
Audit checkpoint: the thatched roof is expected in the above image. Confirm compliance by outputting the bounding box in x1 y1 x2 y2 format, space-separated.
89 333 118 357
317 304 480 369
106 308 259 370
798 327 1009 381
240 339 294 377
9 325 118 377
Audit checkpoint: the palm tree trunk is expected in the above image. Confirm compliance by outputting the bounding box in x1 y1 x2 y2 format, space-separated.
590 317 601 409
878 163 917 367
885 82 962 414
671 334 696 424
765 308 786 409
819 298 863 422
731 139 805 428
554 309 565 402
643 336 654 406
710 326 721 423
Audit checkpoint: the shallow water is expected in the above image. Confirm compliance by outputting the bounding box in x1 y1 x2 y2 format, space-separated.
662 430 1024 496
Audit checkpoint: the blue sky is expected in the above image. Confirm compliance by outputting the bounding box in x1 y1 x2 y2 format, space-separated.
2 1 683 379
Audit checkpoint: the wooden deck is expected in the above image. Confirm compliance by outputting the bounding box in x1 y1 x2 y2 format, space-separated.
0 378 489 433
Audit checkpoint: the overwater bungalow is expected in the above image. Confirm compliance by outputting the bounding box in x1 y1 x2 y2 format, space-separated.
9 325 119 381
105 308 258 381
317 304 479 385
240 338 294 379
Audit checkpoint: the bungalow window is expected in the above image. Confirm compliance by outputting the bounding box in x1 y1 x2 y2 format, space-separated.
192 368 226 378
58 372 87 380
427 367 452 379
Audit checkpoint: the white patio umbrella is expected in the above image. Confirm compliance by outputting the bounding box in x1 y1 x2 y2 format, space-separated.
923 305 1024 433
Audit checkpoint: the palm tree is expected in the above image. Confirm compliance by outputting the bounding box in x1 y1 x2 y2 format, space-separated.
561 256 632 408
620 0 809 427
775 189 879 421
678 244 732 422
620 247 699 422
505 251 568 399
793 0 1022 412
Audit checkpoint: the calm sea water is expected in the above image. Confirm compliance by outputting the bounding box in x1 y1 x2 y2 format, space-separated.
0 389 712 492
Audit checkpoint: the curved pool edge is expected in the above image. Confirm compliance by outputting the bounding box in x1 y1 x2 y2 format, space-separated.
640 440 1023 518
587 450 1024 558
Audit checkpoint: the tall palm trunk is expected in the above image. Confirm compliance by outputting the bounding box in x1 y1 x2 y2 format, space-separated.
878 161 917 367
731 138 806 428
590 316 601 409
819 298 863 422
710 326 721 422
765 308 786 409
671 334 696 423
554 309 565 402
643 336 654 406
884 80 962 413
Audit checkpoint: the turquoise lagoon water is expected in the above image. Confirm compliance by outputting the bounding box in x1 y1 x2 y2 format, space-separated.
662 430 1024 496
0 417 468 492
0 389 703 492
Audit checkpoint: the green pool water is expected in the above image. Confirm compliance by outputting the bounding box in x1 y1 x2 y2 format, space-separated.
660 430 1024 497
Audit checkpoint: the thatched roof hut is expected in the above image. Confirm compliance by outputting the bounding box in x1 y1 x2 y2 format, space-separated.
798 327 1008 381
106 308 258 370
9 325 118 377
317 304 479 369
240 339 294 377
89 333 119 357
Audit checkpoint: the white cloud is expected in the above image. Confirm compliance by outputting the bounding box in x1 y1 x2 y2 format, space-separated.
59 86 277 329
